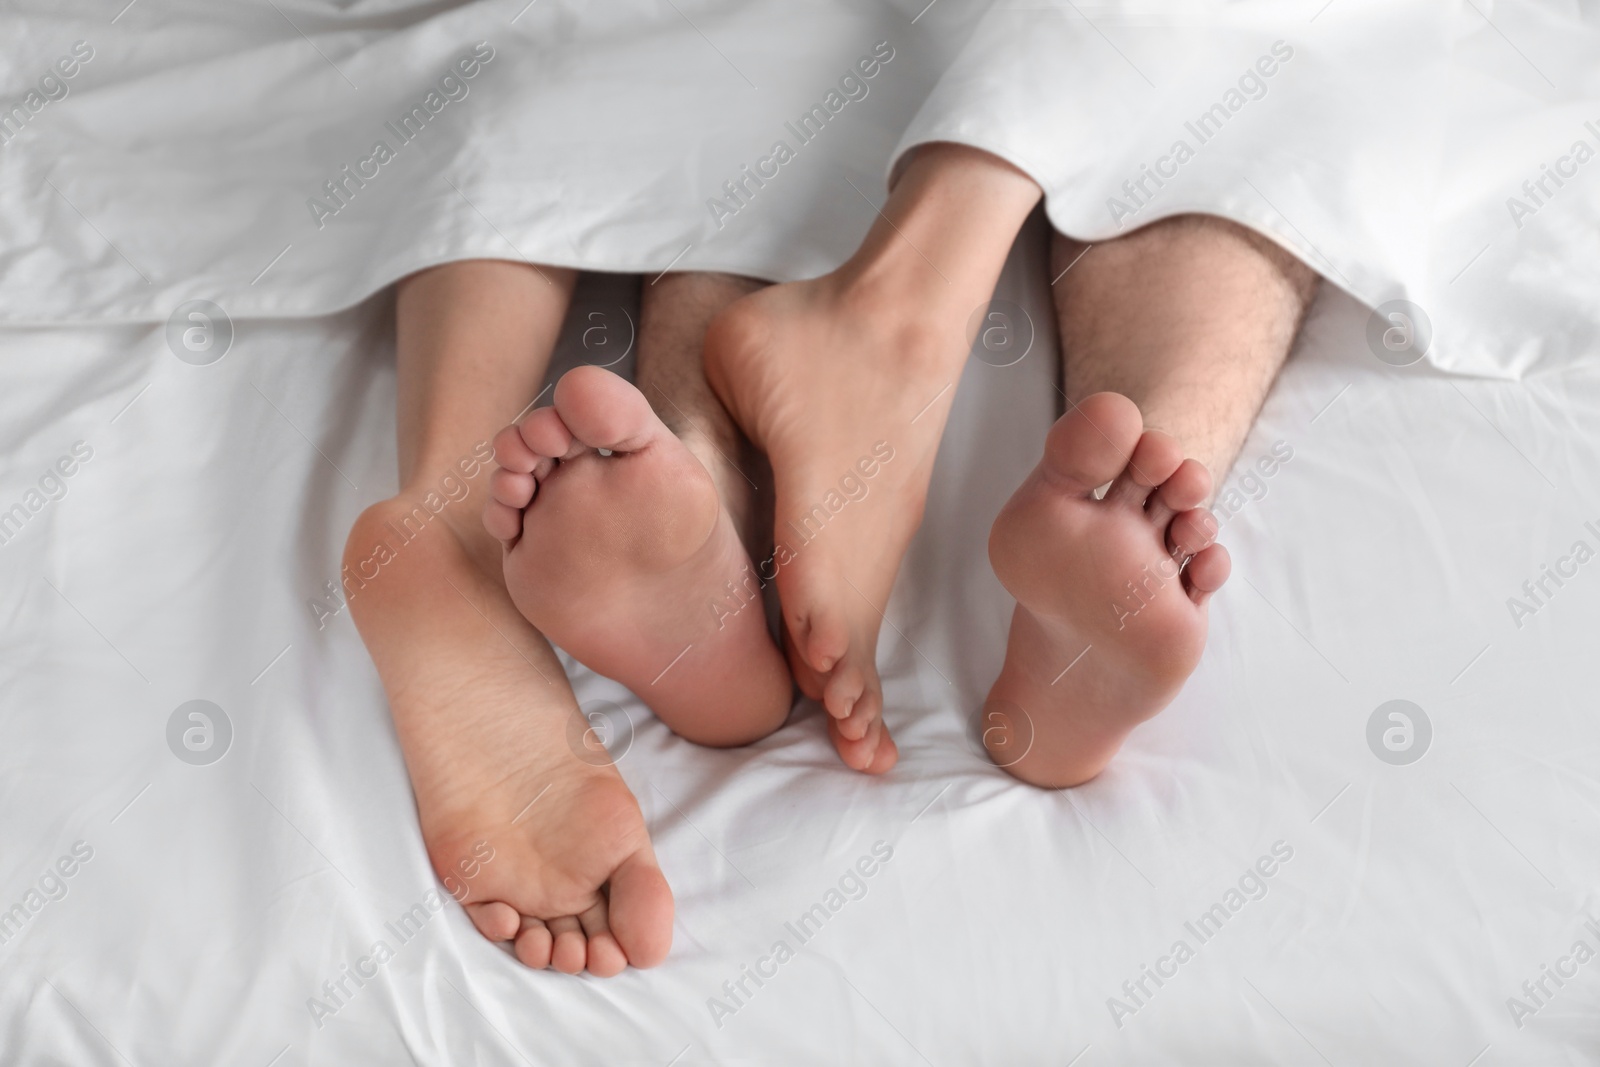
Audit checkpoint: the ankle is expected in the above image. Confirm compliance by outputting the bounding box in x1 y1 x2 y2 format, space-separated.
841 142 1041 298
344 492 495 609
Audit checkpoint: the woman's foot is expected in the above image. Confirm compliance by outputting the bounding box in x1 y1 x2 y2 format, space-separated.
345 498 672 975
703 274 968 774
485 366 791 747
983 393 1231 788
703 144 1042 774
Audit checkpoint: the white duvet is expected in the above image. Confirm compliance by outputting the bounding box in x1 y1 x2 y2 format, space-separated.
2 0 1598 1063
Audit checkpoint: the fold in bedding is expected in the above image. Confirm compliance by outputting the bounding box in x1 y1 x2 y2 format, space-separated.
1 1 1596 381
890 0 1600 377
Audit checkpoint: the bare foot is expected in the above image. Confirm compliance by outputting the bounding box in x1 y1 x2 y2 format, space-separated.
983 393 1231 788
704 275 972 774
484 366 791 747
345 498 672 975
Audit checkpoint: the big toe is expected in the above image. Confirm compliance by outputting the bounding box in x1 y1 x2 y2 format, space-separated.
606 849 674 969
552 365 664 453
1041 393 1144 495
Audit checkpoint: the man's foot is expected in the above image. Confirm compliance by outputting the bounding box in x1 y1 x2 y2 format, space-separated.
983 393 1231 788
704 275 976 774
345 499 672 975
484 366 791 747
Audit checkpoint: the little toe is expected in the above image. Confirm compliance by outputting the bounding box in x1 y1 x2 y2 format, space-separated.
513 916 554 969
547 915 587 974
1185 543 1231 604
483 499 525 543
552 366 667 454
466 901 520 942
1147 459 1212 528
1105 430 1184 508
1041 392 1144 496
1167 507 1221 561
578 899 627 978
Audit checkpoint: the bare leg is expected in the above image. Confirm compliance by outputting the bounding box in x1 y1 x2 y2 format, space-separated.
1053 218 1319 486
346 260 672 976
637 272 772 556
984 216 1319 787
703 143 1044 772
483 272 791 748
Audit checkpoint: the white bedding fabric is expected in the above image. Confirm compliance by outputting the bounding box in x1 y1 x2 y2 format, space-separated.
3 0 1599 1063
895 0 1600 379
3 1 1597 380
3 224 1599 1064
0 0 974 319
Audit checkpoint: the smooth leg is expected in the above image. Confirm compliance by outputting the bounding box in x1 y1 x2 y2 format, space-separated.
483 272 791 748
703 143 1043 772
346 259 672 975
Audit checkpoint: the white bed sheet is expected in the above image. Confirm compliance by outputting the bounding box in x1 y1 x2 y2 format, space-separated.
3 218 1599 1064
893 0 1600 380
5 0 1596 387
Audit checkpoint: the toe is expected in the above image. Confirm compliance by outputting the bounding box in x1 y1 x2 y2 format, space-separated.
606 849 674 969
1185 543 1231 604
517 406 576 460
1041 392 1143 496
547 916 587 974
1168 507 1220 560
830 716 897 774
1105 430 1184 508
862 718 899 774
490 468 536 508
824 660 870 730
492 423 541 474
483 499 524 544
578 899 628 978
828 715 878 771
513 917 554 969
833 674 880 741
787 598 849 677
1147 459 1212 528
552 366 667 454
465 901 520 942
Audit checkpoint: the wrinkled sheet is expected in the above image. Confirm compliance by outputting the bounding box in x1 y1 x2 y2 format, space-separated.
0 0 973 318
3 229 1598 1063
2 0 1599 1062
894 0 1600 378
3 0 1597 379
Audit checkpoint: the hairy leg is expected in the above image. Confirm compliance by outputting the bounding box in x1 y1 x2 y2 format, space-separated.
484 272 790 748
1053 218 1320 487
983 217 1320 787
347 260 672 975
638 272 772 556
